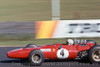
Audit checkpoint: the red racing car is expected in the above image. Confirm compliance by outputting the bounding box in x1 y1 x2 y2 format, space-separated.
7 39 100 66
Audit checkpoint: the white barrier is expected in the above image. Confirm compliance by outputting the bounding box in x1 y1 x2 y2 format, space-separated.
52 20 100 38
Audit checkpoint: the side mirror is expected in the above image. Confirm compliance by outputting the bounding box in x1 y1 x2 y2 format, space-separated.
58 45 62 49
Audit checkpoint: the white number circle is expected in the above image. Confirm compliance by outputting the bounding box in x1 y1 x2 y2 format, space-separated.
57 48 69 59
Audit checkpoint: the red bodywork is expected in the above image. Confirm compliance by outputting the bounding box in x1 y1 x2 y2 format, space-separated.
7 43 95 60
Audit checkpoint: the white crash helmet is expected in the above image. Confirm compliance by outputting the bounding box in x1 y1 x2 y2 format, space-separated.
67 39 74 45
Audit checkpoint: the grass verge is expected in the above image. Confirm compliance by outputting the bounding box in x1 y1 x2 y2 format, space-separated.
0 38 100 47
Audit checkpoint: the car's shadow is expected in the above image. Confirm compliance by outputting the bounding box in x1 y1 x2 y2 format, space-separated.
1 59 100 67
0 59 89 62
0 59 27 63
0 59 31 66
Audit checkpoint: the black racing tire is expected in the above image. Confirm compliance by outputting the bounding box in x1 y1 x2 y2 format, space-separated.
89 45 100 63
29 50 44 66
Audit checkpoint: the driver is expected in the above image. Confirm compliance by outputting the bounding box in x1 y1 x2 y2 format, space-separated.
66 39 74 45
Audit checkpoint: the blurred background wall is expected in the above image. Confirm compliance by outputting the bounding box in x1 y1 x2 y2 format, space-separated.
0 0 100 46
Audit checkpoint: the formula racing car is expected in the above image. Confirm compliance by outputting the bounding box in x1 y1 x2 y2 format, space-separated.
7 39 100 66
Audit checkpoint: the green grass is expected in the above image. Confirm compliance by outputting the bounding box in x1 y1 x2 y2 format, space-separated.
0 34 35 41
0 0 51 21
61 0 100 20
0 38 66 46
0 38 100 47
0 0 100 21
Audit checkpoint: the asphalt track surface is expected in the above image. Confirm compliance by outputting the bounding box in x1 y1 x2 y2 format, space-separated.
0 47 100 67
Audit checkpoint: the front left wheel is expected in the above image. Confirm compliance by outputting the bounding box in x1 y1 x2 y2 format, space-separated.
29 50 44 66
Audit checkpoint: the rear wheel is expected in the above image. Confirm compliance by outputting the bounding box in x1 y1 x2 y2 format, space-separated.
29 50 44 66
92 50 100 62
89 45 100 63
